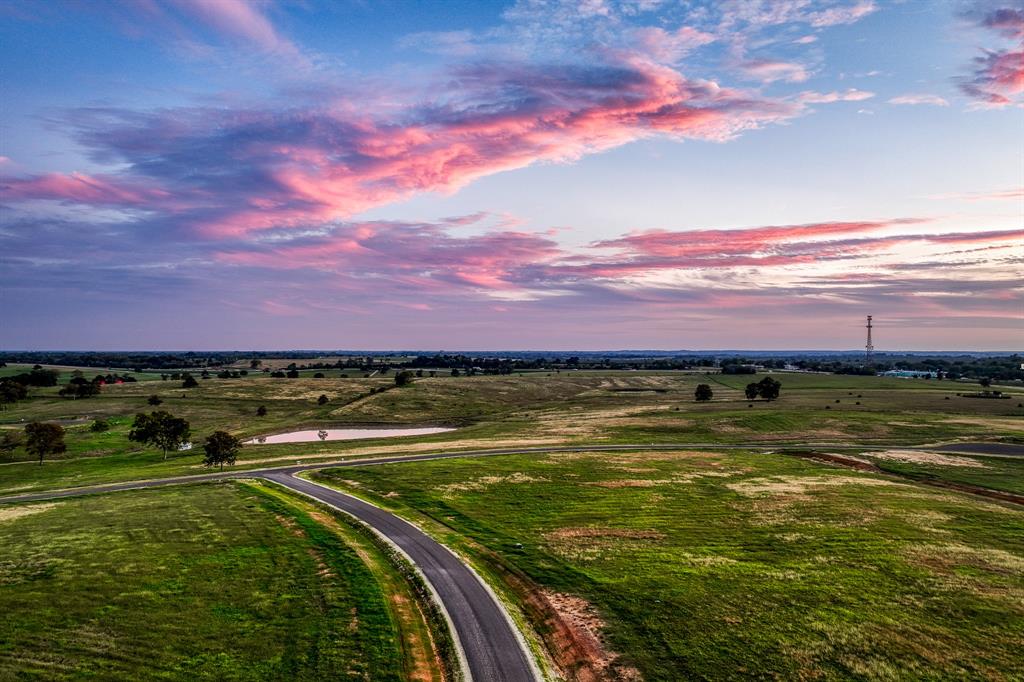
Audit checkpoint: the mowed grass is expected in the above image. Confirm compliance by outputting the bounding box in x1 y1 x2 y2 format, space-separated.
0 482 409 680
315 450 1024 680
1 371 1021 495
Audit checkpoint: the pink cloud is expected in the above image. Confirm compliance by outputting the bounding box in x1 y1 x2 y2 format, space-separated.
0 171 171 206
631 26 715 62
5 57 798 238
959 5 1024 106
217 219 565 293
167 0 295 55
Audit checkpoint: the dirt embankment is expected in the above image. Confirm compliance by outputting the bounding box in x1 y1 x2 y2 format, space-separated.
474 551 641 681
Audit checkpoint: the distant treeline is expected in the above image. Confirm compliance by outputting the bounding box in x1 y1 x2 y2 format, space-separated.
1 351 1019 381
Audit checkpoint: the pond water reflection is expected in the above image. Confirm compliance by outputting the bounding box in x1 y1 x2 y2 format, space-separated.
245 426 455 444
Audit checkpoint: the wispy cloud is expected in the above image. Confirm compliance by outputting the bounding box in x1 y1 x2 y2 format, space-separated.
799 88 875 103
958 3 1024 107
888 93 950 106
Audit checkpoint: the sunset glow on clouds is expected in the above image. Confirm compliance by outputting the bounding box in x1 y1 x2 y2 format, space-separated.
0 0 1021 349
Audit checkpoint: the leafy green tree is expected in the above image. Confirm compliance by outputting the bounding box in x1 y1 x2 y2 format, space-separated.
317 394 329 405
744 383 760 400
203 431 241 471
147 395 163 406
395 370 414 387
181 374 199 388
286 369 299 378
128 411 191 460
695 384 713 401
0 430 24 457
0 379 28 408
58 377 100 399
980 377 992 388
25 422 66 465
90 418 110 432
757 377 782 401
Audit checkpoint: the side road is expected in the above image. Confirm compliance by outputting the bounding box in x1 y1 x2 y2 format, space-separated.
1 441 1020 505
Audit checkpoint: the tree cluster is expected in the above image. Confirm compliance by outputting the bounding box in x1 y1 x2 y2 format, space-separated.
128 411 191 459
745 377 782 401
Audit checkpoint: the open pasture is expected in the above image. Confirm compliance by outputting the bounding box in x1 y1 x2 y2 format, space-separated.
0 371 1021 495
0 481 426 680
314 447 1024 680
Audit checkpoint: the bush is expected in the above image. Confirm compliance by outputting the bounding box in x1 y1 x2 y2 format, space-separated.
694 384 713 401
90 418 111 432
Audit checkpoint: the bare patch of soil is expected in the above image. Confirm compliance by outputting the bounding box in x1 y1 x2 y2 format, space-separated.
871 449 988 468
437 472 548 497
0 502 59 523
727 475 902 497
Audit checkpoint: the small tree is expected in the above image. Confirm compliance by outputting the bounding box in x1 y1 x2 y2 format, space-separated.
59 377 100 399
317 394 329 405
147 395 163 406
182 374 199 388
695 384 713 402
256 405 267 417
0 430 24 457
286 369 299 378
90 418 110 432
203 431 241 471
757 377 782 401
980 377 992 388
744 383 759 401
25 422 66 465
395 370 414 387
128 411 191 460
0 378 29 408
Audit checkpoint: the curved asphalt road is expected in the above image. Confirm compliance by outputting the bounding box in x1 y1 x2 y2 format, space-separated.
263 471 538 682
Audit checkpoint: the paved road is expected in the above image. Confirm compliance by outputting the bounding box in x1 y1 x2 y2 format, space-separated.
930 442 1024 458
263 472 538 682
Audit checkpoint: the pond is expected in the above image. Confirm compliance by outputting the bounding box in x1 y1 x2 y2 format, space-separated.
245 426 455 444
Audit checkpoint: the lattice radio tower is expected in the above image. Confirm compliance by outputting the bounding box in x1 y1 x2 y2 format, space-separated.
865 315 874 363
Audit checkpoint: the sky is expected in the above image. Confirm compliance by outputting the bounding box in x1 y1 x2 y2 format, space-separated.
0 0 1021 351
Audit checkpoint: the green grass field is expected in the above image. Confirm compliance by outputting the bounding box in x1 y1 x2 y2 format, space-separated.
1 371 1021 495
0 481 446 680
2 367 1023 679
313 449 1024 680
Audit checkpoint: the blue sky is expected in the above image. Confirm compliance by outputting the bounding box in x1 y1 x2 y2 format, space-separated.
1 0 1021 350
